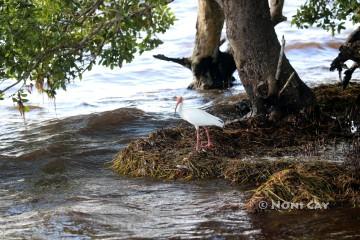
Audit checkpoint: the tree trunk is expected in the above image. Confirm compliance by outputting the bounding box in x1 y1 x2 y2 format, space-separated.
223 0 315 117
188 0 236 89
269 0 287 25
153 0 236 90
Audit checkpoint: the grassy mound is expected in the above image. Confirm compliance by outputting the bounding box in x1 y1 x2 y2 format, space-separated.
112 83 360 211
112 126 235 180
246 162 359 211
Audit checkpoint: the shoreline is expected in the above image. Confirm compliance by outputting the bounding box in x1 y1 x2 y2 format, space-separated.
112 83 360 211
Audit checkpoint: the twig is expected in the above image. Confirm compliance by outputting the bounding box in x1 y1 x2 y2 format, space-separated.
0 80 24 94
153 54 192 69
219 38 226 47
278 72 295 97
275 35 285 82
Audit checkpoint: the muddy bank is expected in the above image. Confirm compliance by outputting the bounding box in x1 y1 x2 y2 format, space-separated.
112 83 360 211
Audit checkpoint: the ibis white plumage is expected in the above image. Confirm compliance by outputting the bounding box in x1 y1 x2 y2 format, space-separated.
174 96 224 151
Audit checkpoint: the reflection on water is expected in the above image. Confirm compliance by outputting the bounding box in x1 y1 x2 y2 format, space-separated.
1 0 360 239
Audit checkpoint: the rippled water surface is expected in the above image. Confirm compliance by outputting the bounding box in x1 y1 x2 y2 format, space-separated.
1 0 360 239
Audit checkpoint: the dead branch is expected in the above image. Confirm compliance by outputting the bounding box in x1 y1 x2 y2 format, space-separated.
153 54 192 70
278 72 295 97
219 38 226 47
275 35 285 82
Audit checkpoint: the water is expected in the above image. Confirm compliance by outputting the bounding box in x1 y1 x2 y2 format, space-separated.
1 1 360 239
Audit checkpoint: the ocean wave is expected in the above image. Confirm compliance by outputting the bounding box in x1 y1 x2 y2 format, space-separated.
286 41 342 51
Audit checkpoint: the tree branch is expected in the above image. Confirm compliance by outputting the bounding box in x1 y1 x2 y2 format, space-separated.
267 36 285 97
278 72 295 97
1 11 120 95
219 38 226 47
0 79 24 94
153 54 192 70
269 0 287 26
275 35 285 81
82 0 104 16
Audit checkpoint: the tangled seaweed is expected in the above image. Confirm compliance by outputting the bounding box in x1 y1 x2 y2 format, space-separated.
246 162 359 211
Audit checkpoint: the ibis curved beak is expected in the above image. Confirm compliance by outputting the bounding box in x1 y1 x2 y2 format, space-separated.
175 102 179 114
174 96 182 115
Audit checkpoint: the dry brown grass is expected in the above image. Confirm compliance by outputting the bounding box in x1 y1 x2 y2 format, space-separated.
246 162 359 211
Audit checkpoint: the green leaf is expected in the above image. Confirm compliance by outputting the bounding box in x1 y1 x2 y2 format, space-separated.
0 0 175 100
292 0 360 35
23 106 30 112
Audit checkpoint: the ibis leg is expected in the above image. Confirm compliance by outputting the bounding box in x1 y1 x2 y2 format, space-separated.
204 127 213 148
196 128 200 151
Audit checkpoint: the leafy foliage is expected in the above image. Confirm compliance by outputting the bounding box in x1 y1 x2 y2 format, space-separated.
292 0 360 35
0 0 175 103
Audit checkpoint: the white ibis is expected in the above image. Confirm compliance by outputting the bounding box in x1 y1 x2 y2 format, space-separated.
174 96 224 151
